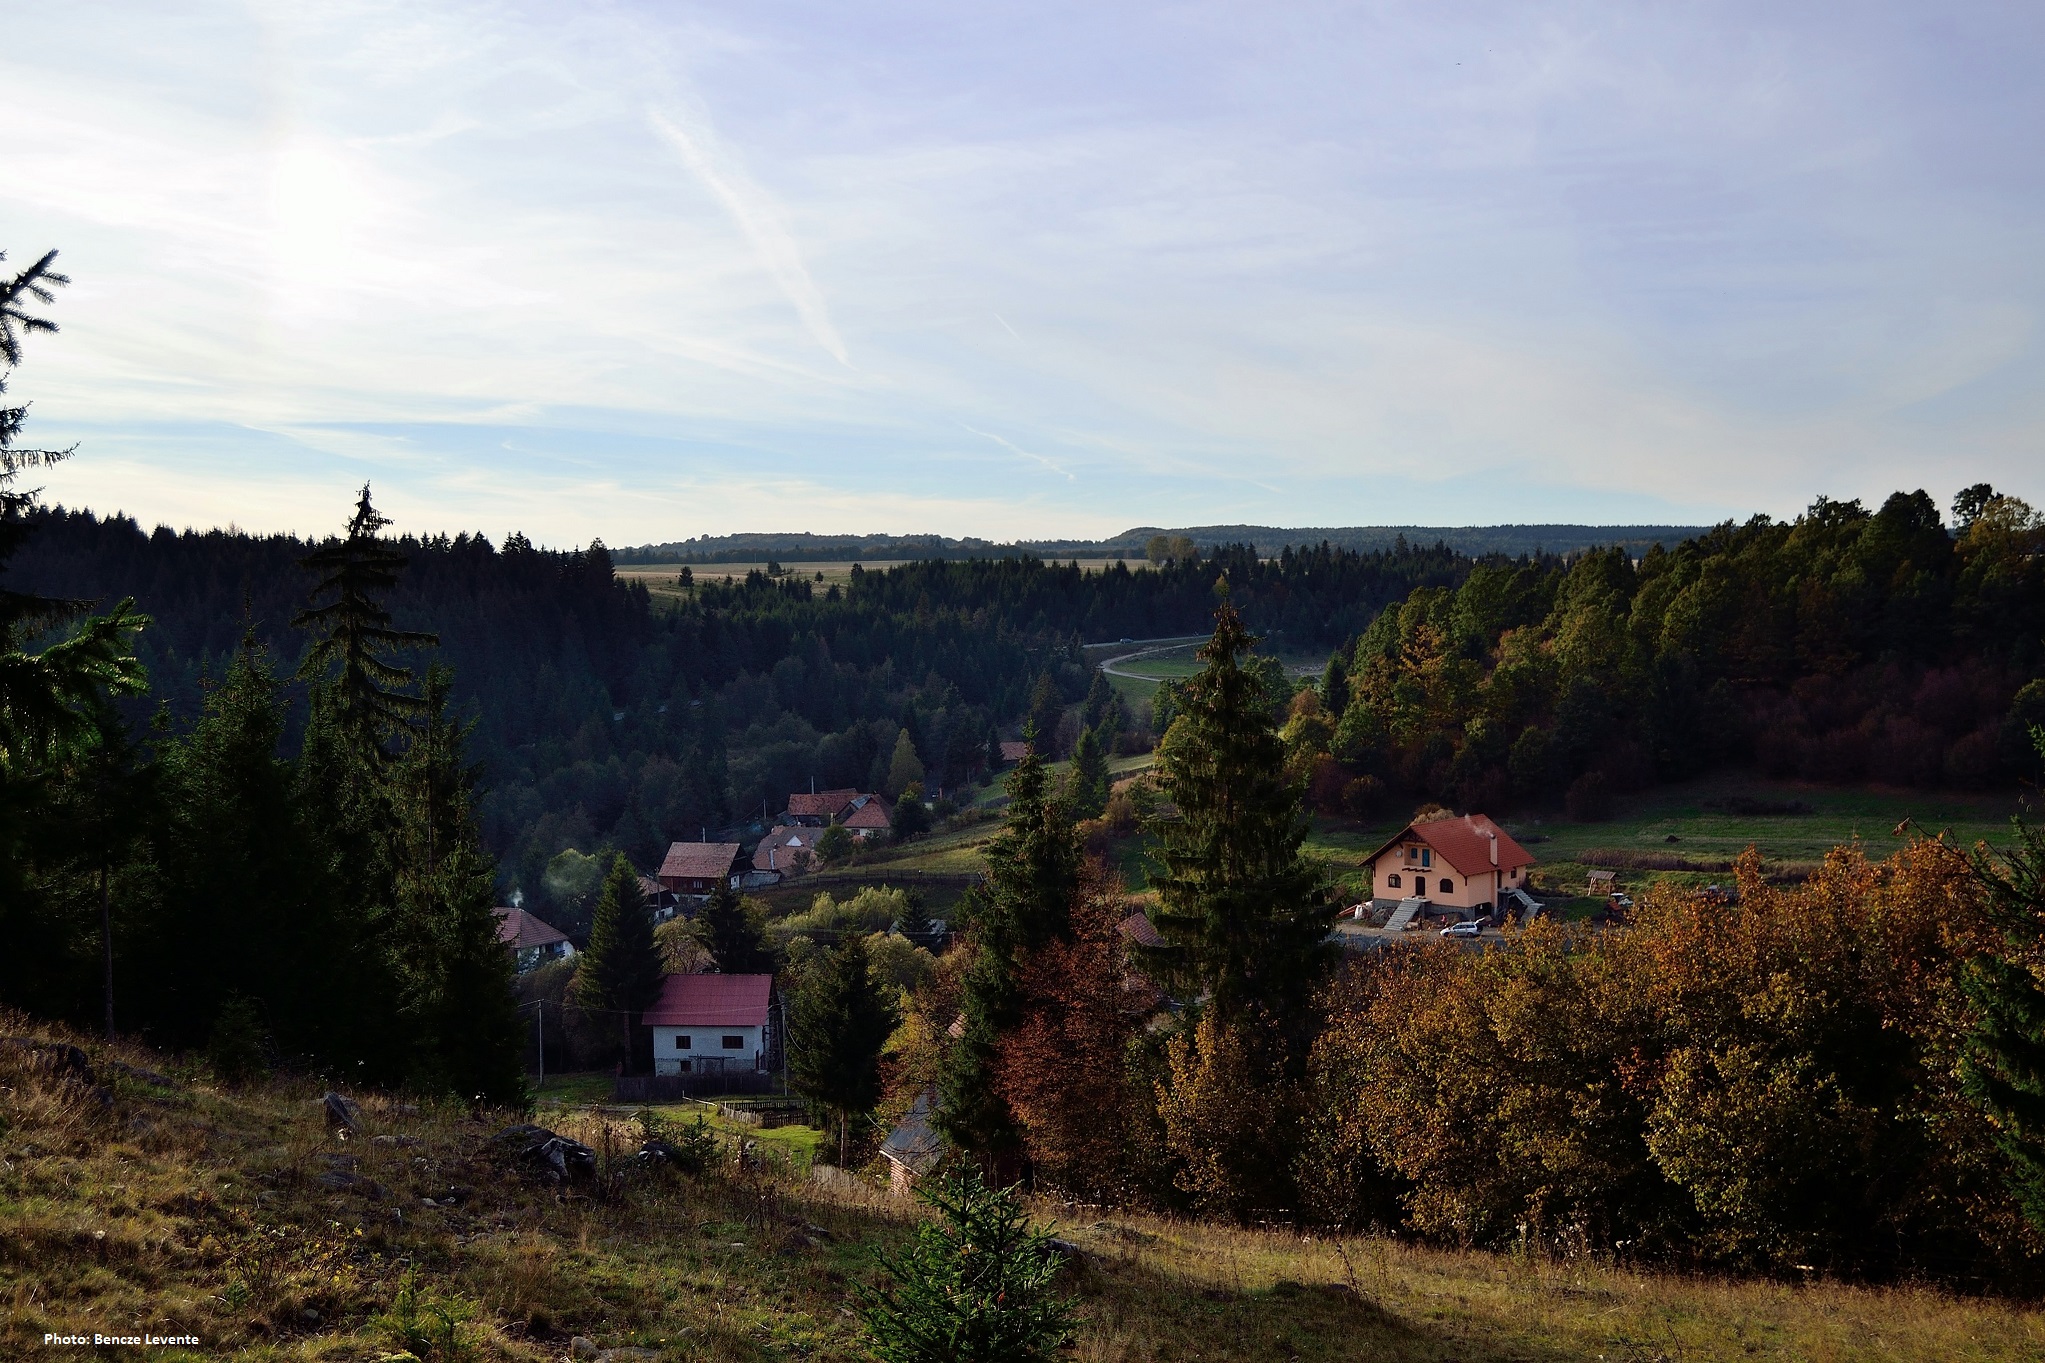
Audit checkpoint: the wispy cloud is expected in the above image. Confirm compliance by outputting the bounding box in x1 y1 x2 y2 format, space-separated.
4 0 2042 545
962 424 1074 481
647 107 849 368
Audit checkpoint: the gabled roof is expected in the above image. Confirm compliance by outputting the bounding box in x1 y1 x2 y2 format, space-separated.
1361 814 1536 878
879 1089 942 1175
659 842 742 882
637 873 666 900
785 789 860 819
643 972 773 1027
998 740 1030 763
1118 911 1164 949
753 827 813 871
493 906 569 951
840 793 894 829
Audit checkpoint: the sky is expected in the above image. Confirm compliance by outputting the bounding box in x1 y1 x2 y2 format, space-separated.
5 1 2043 547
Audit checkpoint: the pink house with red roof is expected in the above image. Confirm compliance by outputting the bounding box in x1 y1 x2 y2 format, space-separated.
644 973 774 1076
1361 813 1536 916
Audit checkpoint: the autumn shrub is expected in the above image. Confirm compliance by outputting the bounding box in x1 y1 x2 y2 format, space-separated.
1309 842 2044 1283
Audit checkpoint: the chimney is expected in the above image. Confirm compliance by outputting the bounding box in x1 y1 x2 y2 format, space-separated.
1489 831 1498 866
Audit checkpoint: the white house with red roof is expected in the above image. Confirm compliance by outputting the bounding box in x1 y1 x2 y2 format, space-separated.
1361 813 1536 916
644 973 774 1076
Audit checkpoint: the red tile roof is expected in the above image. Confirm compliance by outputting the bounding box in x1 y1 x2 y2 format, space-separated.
658 842 742 883
840 794 894 829
753 827 815 872
643 973 773 1027
493 906 569 951
786 789 860 819
1362 814 1536 878
998 741 1030 763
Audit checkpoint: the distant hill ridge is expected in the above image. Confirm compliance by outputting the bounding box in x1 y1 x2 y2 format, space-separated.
615 524 1711 564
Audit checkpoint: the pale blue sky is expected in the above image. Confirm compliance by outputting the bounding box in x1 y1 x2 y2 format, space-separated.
7 1 2042 545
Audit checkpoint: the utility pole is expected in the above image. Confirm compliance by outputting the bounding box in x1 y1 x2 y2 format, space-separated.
535 1000 544 1090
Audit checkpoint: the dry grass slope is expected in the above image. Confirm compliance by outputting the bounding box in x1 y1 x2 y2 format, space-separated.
3 1012 2041 1362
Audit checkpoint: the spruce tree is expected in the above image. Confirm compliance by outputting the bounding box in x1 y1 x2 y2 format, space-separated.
293 484 437 759
695 881 777 974
1961 800 2045 1234
1025 673 1063 755
0 246 148 961
790 932 899 1166
148 635 354 1059
1079 669 1115 733
1148 595 1330 1029
389 666 525 1102
1320 653 1350 719
1069 726 1109 820
936 730 1078 1165
575 852 663 1060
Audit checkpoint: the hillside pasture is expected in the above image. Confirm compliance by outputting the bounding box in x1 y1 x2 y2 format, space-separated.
3 1014 2041 1362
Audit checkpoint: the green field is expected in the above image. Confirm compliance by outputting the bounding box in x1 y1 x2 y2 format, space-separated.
778 771 2032 909
534 1071 826 1168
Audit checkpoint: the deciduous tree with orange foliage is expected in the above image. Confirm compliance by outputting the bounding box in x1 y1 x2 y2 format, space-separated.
1308 839 2043 1284
993 861 1146 1201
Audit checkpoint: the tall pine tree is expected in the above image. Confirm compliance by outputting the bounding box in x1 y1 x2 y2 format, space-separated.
575 852 662 1061
694 881 778 974
936 727 1079 1169
1148 593 1330 1029
293 484 438 759
388 666 525 1102
790 932 899 1166
1961 795 2045 1234
1068 726 1109 820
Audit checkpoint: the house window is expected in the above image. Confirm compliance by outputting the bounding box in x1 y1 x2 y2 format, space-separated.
675 1035 691 1050
1439 878 1452 895
1385 873 1401 889
1421 848 1432 868
722 1035 744 1049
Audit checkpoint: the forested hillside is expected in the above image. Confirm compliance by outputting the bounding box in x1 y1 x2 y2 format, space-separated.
9 510 1472 894
1313 488 2045 816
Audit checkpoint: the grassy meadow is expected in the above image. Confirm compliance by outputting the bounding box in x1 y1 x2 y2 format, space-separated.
786 766 2033 913
6 1013 2042 1363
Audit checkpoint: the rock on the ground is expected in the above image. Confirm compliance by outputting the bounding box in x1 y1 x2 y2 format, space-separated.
321 1090 363 1135
569 1337 599 1361
314 1169 390 1200
483 1123 596 1182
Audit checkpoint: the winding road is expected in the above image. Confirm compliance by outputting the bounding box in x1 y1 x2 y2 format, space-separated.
1091 635 1210 682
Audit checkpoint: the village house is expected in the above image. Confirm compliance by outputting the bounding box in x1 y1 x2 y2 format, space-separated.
1361 813 1536 920
778 789 861 827
839 792 894 840
879 1088 942 1197
644 973 774 1077
752 826 815 877
775 788 893 841
492 906 574 973
657 841 744 901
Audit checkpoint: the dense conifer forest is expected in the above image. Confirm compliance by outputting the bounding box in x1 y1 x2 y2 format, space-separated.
7 509 1474 894
1302 488 2045 818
